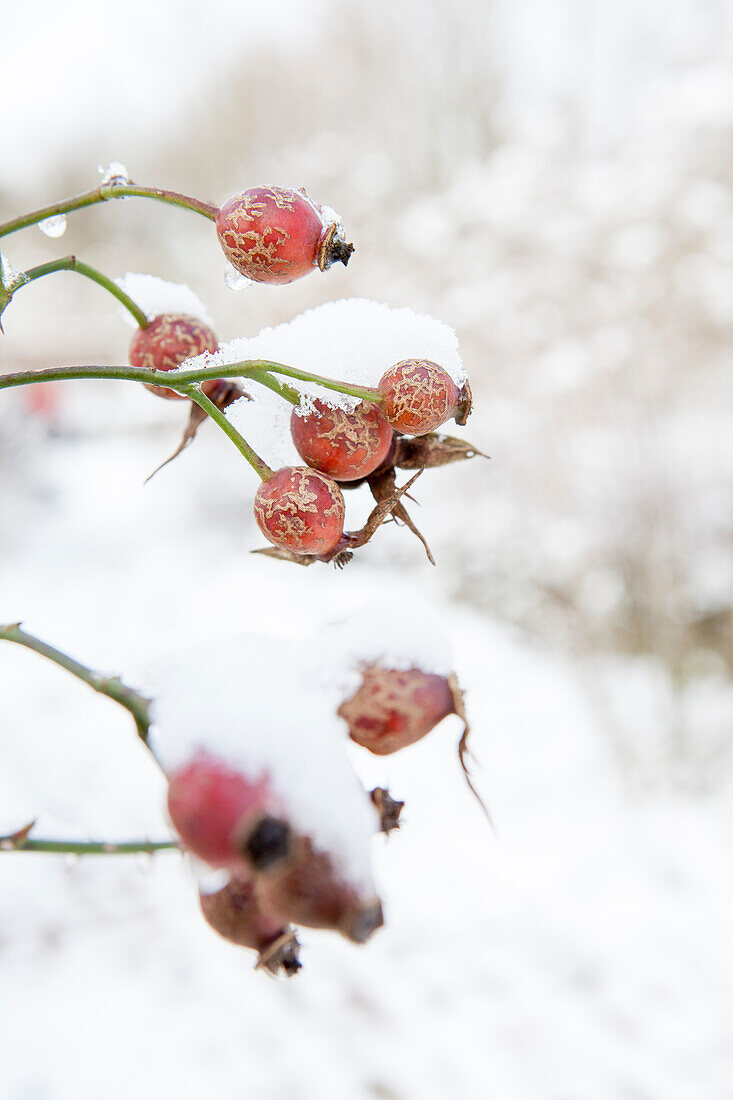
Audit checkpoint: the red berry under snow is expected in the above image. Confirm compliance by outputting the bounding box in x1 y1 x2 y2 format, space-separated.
290 399 393 482
377 359 467 435
253 466 346 556
166 753 273 868
129 313 219 400
216 186 354 286
338 666 456 755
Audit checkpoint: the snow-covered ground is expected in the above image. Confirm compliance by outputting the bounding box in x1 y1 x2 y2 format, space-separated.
0 392 731 1100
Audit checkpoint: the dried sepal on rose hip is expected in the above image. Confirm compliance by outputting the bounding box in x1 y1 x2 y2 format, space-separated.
144 381 250 484
216 186 354 286
241 815 384 944
166 752 277 871
253 466 346 557
392 431 488 470
369 787 404 834
377 359 472 435
199 876 301 977
365 465 435 565
290 399 393 482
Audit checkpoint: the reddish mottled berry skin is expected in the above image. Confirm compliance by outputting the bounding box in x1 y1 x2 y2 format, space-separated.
338 666 455 755
217 186 328 285
290 399 393 481
130 313 218 400
253 835 383 944
166 753 272 868
378 359 461 435
199 876 287 951
254 466 345 555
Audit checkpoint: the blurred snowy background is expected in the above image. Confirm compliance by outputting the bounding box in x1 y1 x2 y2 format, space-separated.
1 1 732 1097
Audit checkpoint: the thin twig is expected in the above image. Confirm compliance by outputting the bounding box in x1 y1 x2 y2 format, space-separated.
0 623 152 746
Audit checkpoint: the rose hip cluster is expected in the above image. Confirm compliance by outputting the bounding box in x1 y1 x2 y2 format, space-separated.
254 360 472 563
161 640 477 976
122 184 476 565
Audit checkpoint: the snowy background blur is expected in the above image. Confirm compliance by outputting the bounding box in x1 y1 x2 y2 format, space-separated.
2 1 732 1097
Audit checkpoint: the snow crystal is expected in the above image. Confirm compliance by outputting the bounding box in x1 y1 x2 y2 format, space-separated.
37 214 67 238
98 161 130 186
315 601 454 702
189 858 230 897
178 298 466 468
226 388 300 470
317 202 344 231
0 252 28 291
114 273 213 328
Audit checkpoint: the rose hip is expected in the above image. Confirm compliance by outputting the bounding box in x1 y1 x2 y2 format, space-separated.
253 466 345 556
338 666 456 755
200 876 286 949
250 830 383 944
377 359 470 435
290 399 393 481
216 186 354 285
200 876 302 976
129 313 218 400
166 753 272 868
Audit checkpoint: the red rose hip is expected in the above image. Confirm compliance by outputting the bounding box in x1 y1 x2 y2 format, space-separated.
254 466 345 556
166 752 272 868
377 359 470 435
338 666 456 755
129 313 218 400
290 399 393 481
216 186 354 286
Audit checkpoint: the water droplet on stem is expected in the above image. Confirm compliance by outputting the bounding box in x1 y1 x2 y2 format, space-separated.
38 215 67 238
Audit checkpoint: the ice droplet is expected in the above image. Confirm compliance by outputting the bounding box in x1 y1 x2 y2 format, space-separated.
224 261 252 291
38 214 67 238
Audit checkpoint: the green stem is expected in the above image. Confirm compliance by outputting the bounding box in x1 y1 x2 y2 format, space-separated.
17 256 149 328
0 834 179 856
0 182 218 240
248 371 301 406
0 359 384 405
181 386 273 480
0 623 152 745
247 363 382 404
